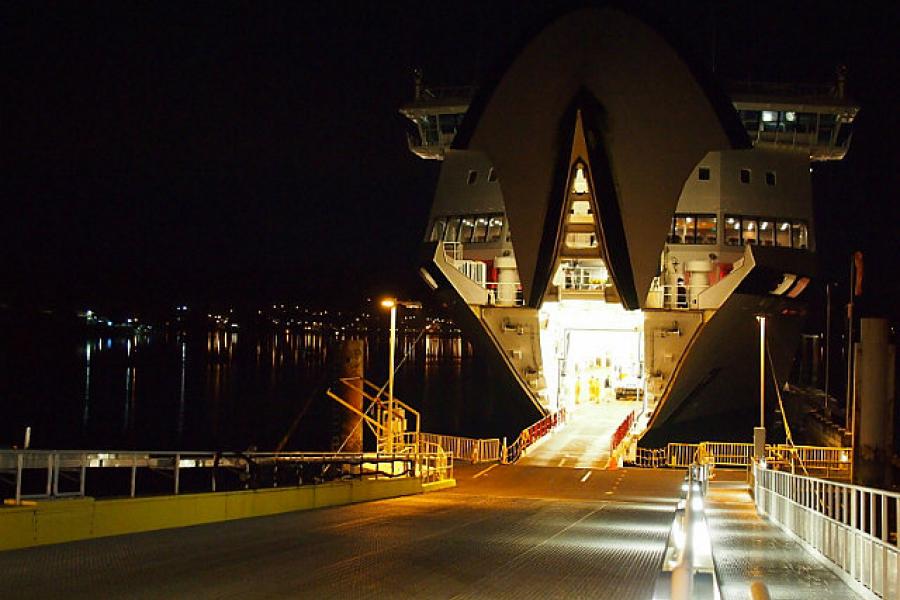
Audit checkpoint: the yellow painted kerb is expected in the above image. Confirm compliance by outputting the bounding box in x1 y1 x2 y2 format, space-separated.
0 476 427 551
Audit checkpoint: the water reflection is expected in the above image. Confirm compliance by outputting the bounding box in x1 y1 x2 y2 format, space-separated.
14 328 474 451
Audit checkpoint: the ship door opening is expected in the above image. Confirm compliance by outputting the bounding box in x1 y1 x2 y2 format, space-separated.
538 300 644 413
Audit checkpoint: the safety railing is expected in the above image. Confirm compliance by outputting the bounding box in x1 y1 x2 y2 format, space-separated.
654 462 718 599
418 432 500 463
609 410 636 455
632 442 852 477
503 408 567 464
0 448 450 503
754 465 900 599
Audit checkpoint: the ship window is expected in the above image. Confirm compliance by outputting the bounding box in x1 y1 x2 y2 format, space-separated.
487 167 498 182
740 169 751 184
835 122 854 147
696 215 717 244
796 112 817 134
444 217 461 242
438 114 459 135
792 221 809 249
725 215 742 246
742 218 758 245
776 221 792 247
817 114 837 145
758 220 775 246
765 171 776 186
429 218 447 242
472 217 489 243
572 163 590 194
698 167 711 181
420 115 439 144
565 232 598 249
486 216 504 242
467 170 477 185
672 216 693 244
739 109 760 132
458 217 475 242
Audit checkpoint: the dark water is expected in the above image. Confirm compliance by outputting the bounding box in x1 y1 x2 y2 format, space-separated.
0 324 487 451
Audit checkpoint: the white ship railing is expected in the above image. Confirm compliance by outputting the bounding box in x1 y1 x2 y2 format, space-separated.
418 433 501 463
754 464 900 598
0 448 451 503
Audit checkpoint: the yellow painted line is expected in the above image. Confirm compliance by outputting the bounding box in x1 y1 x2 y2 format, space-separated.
580 471 592 483
472 464 498 479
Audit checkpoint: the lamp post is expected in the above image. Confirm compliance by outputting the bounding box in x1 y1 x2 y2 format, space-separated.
380 298 422 453
754 315 766 462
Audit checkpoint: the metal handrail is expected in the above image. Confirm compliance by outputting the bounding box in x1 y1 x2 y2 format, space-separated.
0 448 450 503
754 465 900 598
503 408 567 464
655 462 718 599
418 432 501 463
631 442 852 476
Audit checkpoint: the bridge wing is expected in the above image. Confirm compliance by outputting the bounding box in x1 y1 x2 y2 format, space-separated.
458 8 747 307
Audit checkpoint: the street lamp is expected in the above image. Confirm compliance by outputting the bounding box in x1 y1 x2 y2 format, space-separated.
754 315 766 462
380 298 422 452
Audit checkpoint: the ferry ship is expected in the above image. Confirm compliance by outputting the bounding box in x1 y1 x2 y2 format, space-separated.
401 8 859 444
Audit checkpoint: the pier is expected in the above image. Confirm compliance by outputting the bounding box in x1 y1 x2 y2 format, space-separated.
1 404 887 599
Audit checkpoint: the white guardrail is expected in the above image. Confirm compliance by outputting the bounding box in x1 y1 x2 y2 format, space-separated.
0 448 453 503
418 433 500 464
755 465 900 599
654 462 718 600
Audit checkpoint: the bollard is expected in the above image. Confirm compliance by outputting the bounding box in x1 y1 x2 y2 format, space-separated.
749 580 771 600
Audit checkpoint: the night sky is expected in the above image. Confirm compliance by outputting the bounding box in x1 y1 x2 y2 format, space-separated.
5 1 899 317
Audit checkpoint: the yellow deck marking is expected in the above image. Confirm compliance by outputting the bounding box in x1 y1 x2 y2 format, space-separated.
472 464 498 479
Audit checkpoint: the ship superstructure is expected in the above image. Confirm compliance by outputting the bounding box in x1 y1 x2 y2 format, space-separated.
403 8 859 444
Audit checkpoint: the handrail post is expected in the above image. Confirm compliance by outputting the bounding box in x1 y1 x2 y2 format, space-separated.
15 452 23 504
79 453 86 497
130 454 137 498
46 452 53 497
174 453 181 495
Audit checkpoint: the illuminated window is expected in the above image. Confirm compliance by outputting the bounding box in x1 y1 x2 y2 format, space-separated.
486 216 504 242
698 167 711 181
765 171 776 186
742 218 758 245
725 215 742 246
740 169 751 184
458 218 475 242
776 221 792 247
472 217 489 243
467 170 477 185
565 232 597 249
758 220 774 246
696 215 717 244
672 216 692 244
572 164 590 194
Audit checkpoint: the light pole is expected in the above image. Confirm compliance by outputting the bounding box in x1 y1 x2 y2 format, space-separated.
754 315 766 462
380 298 422 453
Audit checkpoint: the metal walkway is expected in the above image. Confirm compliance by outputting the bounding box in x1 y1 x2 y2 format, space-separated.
707 471 865 600
519 401 636 469
0 422 871 599
0 464 682 599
